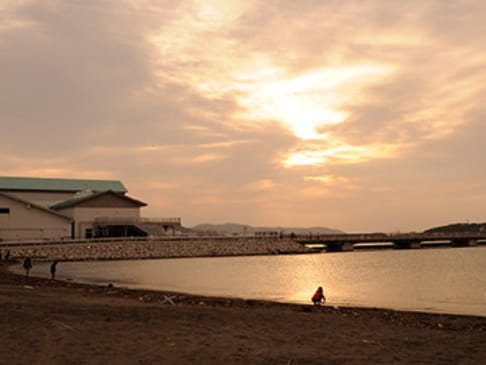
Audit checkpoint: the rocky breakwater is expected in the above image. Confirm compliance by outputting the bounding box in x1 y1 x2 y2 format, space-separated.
6 237 314 262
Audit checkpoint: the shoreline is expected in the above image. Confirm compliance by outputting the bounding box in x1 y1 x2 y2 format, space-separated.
4 259 486 321
2 261 486 363
8 254 486 319
10 263 486 321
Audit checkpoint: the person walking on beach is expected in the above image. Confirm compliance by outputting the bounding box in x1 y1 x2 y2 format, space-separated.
50 260 58 280
23 257 32 277
311 286 326 306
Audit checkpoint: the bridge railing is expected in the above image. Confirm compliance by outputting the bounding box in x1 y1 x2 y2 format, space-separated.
292 231 486 242
2 231 486 248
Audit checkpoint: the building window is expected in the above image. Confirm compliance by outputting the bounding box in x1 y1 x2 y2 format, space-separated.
0 208 10 214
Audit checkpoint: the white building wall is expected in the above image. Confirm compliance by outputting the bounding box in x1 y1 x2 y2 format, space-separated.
0 195 71 242
66 207 140 238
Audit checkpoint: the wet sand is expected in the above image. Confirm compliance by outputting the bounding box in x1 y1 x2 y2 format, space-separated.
1 262 486 364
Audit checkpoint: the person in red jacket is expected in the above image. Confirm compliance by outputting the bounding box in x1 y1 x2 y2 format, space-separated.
311 286 326 306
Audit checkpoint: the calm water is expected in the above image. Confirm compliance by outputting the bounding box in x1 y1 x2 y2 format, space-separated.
21 247 486 316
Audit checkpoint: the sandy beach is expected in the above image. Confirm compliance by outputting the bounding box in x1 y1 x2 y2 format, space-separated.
1 262 486 364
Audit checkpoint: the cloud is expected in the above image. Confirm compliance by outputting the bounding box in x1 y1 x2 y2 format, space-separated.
244 179 277 191
1 0 486 231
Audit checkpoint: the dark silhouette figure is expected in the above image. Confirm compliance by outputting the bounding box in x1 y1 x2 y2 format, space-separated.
50 260 58 280
4 250 10 260
23 257 32 277
311 286 326 306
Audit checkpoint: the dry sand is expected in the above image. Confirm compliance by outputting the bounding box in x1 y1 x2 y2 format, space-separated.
1 261 486 364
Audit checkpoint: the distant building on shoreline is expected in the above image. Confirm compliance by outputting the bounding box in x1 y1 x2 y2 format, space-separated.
0 176 181 242
255 231 280 238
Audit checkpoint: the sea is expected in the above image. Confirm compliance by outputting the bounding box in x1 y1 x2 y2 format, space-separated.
17 246 486 317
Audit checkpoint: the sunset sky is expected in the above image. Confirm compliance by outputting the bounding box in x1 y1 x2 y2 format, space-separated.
1 1 485 232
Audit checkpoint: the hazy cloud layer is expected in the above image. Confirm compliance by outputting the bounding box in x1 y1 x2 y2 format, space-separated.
1 0 485 231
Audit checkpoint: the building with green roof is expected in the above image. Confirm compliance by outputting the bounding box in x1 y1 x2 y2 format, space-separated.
0 176 127 209
0 176 181 242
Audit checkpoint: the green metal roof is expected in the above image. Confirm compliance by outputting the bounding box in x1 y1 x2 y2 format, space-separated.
50 190 146 210
0 176 127 193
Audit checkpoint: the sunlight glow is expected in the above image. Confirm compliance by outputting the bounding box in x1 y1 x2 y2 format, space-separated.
194 0 248 25
284 143 399 167
238 65 392 140
304 175 350 185
148 2 398 168
304 175 361 191
245 179 276 191
190 153 226 163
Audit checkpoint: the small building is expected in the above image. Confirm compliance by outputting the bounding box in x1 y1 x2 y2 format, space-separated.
255 231 280 238
0 176 181 241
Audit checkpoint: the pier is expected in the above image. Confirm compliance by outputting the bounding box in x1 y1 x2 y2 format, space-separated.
294 231 486 252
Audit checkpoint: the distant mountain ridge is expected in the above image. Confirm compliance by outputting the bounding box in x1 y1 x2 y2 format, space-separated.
190 223 343 235
425 222 486 233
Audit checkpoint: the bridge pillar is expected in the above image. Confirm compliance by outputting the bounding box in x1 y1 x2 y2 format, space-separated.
325 242 354 252
452 239 477 247
394 241 421 249
342 242 354 251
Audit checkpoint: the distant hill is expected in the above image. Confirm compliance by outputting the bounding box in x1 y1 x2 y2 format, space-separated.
424 222 486 233
190 223 343 235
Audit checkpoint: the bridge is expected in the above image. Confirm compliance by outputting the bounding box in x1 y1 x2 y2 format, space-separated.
293 231 486 252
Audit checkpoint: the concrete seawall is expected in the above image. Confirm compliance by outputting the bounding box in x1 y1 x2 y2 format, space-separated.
5 238 314 262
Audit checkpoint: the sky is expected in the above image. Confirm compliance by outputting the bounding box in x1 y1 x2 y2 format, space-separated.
1 0 486 232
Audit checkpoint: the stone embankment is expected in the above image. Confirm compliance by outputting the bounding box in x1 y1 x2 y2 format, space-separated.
4 238 314 262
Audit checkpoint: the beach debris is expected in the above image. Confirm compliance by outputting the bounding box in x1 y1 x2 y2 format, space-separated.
136 294 152 302
361 339 382 347
160 295 176 305
198 301 206 306
438 323 444 328
23 285 34 290
107 283 114 288
52 320 76 331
